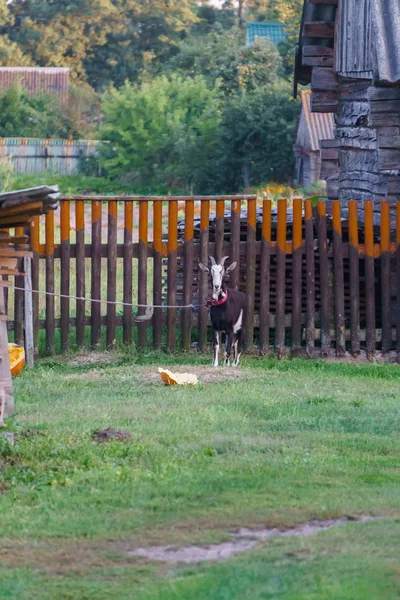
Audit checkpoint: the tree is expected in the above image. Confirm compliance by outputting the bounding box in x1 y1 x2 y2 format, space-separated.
214 81 300 191
166 28 282 96
100 74 221 192
0 83 74 138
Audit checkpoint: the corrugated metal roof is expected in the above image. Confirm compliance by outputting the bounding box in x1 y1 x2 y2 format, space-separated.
0 67 69 107
297 91 335 151
372 0 400 84
246 22 286 46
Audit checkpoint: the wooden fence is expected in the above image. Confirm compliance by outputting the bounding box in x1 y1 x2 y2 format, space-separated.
7 195 400 359
0 138 101 175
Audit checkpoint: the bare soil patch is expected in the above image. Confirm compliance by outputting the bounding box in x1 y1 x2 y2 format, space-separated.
128 516 377 564
91 427 132 443
141 365 258 386
67 352 117 367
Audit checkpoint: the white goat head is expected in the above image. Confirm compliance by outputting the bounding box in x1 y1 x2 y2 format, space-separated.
199 255 237 300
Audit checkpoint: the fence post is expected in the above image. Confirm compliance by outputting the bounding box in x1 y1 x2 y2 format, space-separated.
75 200 86 348
182 200 194 352
380 200 391 353
23 256 34 367
167 200 178 352
198 200 210 353
123 201 134 345
305 200 315 357
230 199 241 290
29 216 40 356
107 200 118 348
364 200 375 358
246 198 257 348
275 198 287 357
14 226 25 347
215 199 225 263
292 198 303 355
348 200 360 356
317 200 330 356
45 210 55 355
259 199 271 355
396 201 400 364
91 201 102 348
152 201 163 350
332 200 345 356
60 200 70 352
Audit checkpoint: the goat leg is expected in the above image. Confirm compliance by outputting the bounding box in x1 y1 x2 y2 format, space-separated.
212 329 219 367
225 332 234 366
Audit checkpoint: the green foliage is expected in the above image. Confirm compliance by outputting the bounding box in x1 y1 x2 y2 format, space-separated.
0 158 15 193
100 74 221 192
0 83 74 138
215 81 300 190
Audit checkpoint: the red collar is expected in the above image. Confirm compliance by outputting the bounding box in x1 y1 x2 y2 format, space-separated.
205 289 228 307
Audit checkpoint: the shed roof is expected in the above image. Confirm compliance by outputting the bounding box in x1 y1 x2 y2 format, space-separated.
296 91 335 152
246 22 286 46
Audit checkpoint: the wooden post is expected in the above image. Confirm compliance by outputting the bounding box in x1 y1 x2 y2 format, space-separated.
91 201 102 348
317 200 330 356
305 199 315 357
182 200 194 352
215 199 225 263
380 200 391 353
107 200 118 348
152 201 163 350
0 276 13 419
14 226 25 346
23 257 34 367
348 200 360 356
275 199 287 356
123 201 134 345
396 201 400 364
230 199 241 290
60 200 70 352
138 200 148 349
291 198 303 355
167 200 178 352
45 210 55 355
259 199 271 354
75 200 86 348
198 200 210 352
364 200 375 358
332 200 345 356
29 215 40 356
246 198 257 348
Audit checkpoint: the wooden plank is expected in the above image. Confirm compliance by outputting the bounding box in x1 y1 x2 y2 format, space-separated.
311 67 338 91
305 200 315 357
107 200 118 348
60 200 70 352
138 200 148 349
230 199 241 290
380 200 391 353
182 200 194 352
75 200 85 348
317 200 330 355
308 0 337 4
152 201 162 349
0 282 13 417
29 215 40 356
45 210 55 355
13 226 25 346
302 55 334 67
378 135 400 149
0 200 43 219
91 201 102 348
23 257 34 369
275 199 287 356
364 200 375 357
246 198 257 348
123 201 133 345
303 46 334 57
198 200 210 352
167 200 178 352
215 199 225 263
304 21 335 37
259 199 271 354
378 149 400 171
396 202 400 363
311 91 339 112
348 200 360 356
332 200 345 355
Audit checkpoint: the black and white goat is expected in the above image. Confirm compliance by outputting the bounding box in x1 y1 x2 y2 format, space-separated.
199 256 247 367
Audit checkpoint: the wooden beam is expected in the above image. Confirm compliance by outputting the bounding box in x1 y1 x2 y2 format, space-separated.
311 67 338 91
308 0 337 4
311 91 338 112
303 21 335 37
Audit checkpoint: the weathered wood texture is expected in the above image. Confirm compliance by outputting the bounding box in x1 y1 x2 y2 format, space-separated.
10 197 400 360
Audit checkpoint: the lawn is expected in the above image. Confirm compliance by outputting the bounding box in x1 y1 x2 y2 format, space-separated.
1 353 400 599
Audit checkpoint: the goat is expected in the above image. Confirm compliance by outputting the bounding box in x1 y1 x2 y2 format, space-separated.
199 255 247 367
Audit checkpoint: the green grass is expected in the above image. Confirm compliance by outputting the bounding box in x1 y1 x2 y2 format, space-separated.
1 354 400 599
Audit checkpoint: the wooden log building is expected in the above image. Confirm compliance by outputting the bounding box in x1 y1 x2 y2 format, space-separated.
293 90 335 186
294 0 400 204
0 186 58 423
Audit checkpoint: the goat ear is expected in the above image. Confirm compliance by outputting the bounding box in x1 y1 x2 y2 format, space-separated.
225 261 237 274
198 262 209 272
